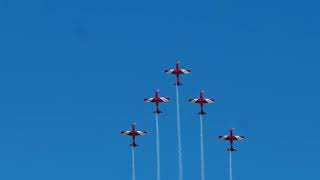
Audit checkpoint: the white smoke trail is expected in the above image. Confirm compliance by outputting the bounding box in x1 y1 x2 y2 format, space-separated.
175 85 183 180
199 115 205 180
229 150 233 180
131 147 136 180
155 113 161 180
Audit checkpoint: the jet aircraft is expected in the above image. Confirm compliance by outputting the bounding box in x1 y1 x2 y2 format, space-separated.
189 90 215 115
218 128 245 151
144 89 170 114
121 123 147 147
165 61 191 86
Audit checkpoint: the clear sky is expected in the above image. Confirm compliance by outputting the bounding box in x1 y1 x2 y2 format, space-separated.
0 0 319 180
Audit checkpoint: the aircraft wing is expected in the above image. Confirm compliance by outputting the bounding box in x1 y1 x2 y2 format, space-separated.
234 136 245 140
218 135 229 140
204 98 215 103
189 98 199 103
144 98 156 102
219 135 245 140
165 69 175 74
136 131 147 136
159 97 170 102
121 131 131 135
180 69 191 74
144 97 170 102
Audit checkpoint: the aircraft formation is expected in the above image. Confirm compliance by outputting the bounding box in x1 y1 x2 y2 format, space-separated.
121 61 245 180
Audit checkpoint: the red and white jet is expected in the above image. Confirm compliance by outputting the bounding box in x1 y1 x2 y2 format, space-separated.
189 90 215 115
165 61 191 86
218 128 245 151
144 89 170 114
121 123 147 147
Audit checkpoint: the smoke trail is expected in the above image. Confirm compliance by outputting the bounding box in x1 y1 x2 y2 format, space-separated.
229 150 233 180
199 115 205 180
132 147 136 180
175 85 183 180
155 113 161 180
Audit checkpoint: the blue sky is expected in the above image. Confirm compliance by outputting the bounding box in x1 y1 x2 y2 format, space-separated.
0 0 320 180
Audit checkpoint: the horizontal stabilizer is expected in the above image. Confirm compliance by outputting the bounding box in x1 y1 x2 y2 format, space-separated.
130 143 138 147
154 110 162 114
198 111 206 115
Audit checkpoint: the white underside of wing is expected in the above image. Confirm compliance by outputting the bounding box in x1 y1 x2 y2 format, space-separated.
121 131 131 135
181 69 191 74
144 98 154 102
165 69 175 74
190 99 199 103
218 135 228 140
136 131 146 135
235 136 245 140
160 97 170 102
205 99 215 103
